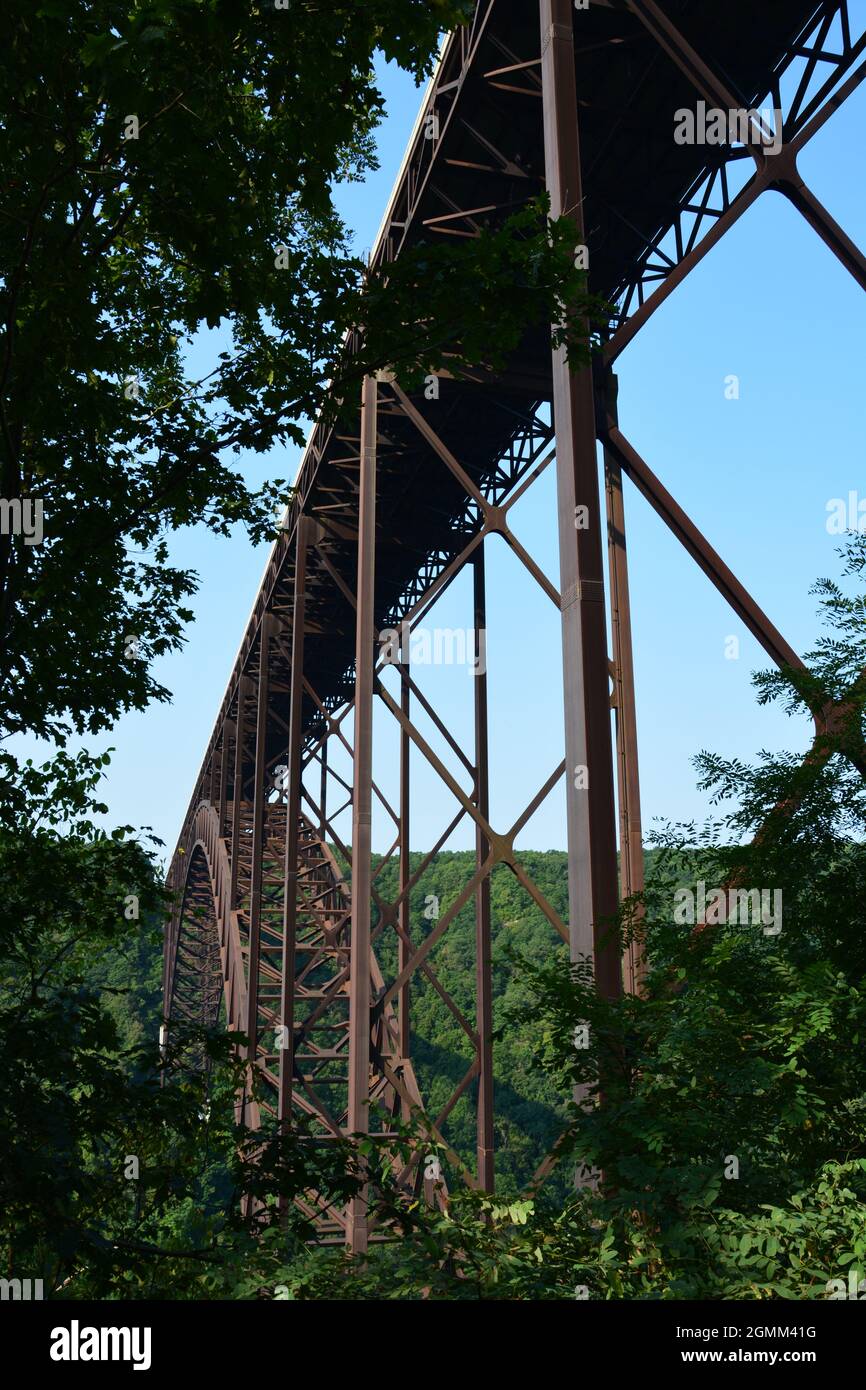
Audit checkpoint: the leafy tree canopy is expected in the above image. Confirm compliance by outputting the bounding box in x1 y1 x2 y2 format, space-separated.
1 0 593 768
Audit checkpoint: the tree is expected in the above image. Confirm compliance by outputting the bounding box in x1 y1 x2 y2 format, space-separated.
0 751 369 1297
1 0 596 766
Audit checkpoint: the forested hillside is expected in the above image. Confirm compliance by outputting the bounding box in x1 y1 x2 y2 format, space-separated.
85 915 164 1060
104 849 577 1196
370 850 572 1196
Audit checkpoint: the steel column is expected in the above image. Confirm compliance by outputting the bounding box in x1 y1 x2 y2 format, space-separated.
208 744 219 806
319 735 328 843
602 371 645 993
347 375 378 1254
229 677 251 910
398 625 411 1106
540 0 622 998
244 617 273 1097
278 517 310 1132
218 723 231 840
473 547 495 1189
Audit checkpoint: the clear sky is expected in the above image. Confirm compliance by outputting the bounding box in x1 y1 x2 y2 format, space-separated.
52 28 866 866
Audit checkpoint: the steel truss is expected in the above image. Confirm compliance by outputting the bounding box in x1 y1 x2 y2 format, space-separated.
165 0 866 1249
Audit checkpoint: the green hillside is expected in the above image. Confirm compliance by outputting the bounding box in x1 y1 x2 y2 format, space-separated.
104 848 577 1196
369 850 572 1197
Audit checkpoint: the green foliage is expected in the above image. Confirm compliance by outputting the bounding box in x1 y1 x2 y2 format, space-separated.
366 852 571 1198
1 0 597 767
0 805 363 1298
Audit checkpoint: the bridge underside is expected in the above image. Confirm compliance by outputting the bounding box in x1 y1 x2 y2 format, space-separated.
165 0 866 1248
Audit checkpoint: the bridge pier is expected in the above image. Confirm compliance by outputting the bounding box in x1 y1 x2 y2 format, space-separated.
541 0 622 1001
346 374 378 1254
278 516 310 1138
473 547 495 1191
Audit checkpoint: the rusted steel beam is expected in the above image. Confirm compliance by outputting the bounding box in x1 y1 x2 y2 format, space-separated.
398 627 411 1108
541 0 622 998
278 517 311 1133
347 375 378 1254
777 173 866 291
473 547 495 1191
244 618 274 1109
208 741 219 806
599 419 804 676
229 676 252 909
390 380 486 506
218 722 232 839
602 372 645 994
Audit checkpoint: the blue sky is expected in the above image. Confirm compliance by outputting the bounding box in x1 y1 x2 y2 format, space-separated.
62 36 866 864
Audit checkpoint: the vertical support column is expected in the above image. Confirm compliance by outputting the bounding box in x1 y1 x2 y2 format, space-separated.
244 616 273 1105
230 677 251 910
474 547 495 1191
218 723 231 840
347 375 377 1255
603 371 646 993
162 893 175 1039
398 624 411 1101
540 0 621 999
208 743 219 805
278 517 310 1134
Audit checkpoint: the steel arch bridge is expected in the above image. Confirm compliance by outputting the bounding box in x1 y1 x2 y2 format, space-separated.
164 0 866 1250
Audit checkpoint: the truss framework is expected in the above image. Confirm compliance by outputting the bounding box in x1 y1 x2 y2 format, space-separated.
164 0 866 1249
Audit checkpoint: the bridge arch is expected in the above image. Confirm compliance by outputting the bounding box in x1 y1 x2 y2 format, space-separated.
164 802 249 1058
165 799 432 1230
